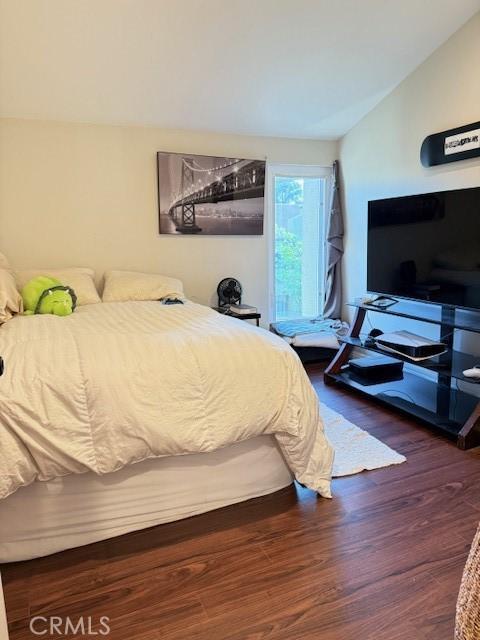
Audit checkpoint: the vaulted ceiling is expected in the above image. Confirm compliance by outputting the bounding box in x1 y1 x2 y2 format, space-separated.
1 0 479 138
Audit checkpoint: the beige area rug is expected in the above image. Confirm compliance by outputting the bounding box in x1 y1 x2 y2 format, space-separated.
320 403 406 477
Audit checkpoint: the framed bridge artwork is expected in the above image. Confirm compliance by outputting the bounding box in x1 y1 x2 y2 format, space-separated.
157 152 265 235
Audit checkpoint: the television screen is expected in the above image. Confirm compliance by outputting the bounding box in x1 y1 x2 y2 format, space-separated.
367 186 480 310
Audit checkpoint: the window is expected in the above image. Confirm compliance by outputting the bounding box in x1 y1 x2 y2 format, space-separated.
269 165 331 322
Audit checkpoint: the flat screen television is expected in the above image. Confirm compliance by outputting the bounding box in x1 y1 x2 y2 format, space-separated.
367 186 480 311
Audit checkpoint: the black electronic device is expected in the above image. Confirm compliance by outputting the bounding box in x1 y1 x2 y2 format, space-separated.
368 186 480 311
347 355 404 383
217 278 242 308
374 331 447 360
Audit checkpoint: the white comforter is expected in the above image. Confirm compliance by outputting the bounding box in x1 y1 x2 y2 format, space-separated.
0 302 333 500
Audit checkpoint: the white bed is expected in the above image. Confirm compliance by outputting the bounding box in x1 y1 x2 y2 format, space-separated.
0 299 333 564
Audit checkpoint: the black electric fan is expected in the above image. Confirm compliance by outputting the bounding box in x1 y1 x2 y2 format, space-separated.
217 278 242 308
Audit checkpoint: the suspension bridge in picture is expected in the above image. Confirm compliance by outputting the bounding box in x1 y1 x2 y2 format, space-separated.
167 158 265 234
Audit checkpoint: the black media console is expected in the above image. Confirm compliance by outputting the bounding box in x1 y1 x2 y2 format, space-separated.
324 300 480 449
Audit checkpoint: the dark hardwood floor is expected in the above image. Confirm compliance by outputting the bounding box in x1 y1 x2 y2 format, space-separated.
2 363 480 640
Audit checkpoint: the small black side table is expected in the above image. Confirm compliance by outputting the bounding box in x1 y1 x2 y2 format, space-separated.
212 307 261 327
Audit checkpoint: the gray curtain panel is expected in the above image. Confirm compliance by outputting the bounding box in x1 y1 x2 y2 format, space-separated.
324 160 344 319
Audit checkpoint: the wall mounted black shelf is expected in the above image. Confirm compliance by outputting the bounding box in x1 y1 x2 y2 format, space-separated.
420 120 480 167
325 301 480 449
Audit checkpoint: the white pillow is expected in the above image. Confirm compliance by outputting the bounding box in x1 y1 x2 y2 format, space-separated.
102 270 184 303
15 268 101 306
0 269 23 324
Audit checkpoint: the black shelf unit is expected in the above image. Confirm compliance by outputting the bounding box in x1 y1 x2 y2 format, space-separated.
324 301 480 449
338 336 480 383
346 299 480 334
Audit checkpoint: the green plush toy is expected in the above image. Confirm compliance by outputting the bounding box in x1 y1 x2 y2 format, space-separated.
21 276 77 317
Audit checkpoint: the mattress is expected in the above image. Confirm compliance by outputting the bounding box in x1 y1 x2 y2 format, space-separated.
0 435 293 563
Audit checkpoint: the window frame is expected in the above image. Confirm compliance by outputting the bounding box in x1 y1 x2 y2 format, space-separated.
266 163 333 324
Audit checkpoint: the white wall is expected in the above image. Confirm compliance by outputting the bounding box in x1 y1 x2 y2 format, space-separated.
340 10 480 351
0 118 337 320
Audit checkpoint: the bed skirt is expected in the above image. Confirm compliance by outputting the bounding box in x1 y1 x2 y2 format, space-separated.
0 435 293 563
